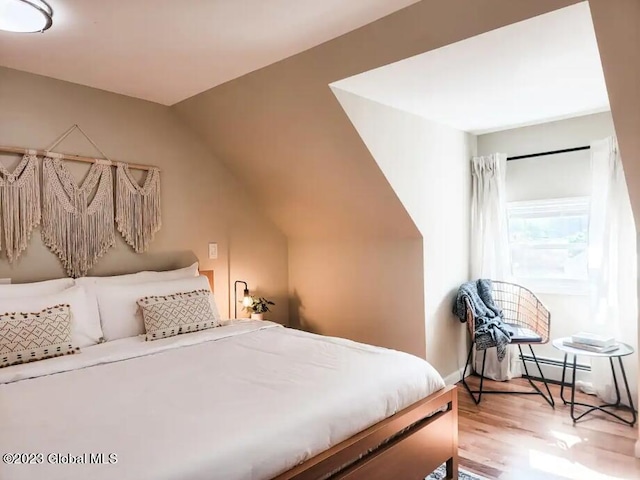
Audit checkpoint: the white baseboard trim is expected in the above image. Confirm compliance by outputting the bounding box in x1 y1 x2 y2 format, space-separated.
461 355 591 385
443 367 469 386
520 357 591 385
443 359 571 386
451 355 594 386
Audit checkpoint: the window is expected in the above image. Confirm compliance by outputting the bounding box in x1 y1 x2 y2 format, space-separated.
507 197 589 295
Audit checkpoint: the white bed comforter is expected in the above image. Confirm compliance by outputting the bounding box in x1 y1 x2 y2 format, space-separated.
0 321 444 480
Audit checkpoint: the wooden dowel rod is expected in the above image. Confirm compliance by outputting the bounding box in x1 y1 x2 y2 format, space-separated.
0 145 159 172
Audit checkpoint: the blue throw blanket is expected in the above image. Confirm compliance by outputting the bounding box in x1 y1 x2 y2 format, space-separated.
453 279 512 361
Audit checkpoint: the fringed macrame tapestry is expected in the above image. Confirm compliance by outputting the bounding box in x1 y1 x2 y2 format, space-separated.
115 162 161 253
42 155 115 278
0 153 41 263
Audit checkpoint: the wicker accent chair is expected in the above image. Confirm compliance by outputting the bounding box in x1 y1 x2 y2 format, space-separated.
461 281 554 407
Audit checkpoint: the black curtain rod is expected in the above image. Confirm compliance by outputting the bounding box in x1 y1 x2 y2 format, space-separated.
507 145 590 161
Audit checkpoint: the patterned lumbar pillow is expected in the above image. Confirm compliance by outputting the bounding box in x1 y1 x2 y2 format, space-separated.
137 289 219 341
0 304 79 368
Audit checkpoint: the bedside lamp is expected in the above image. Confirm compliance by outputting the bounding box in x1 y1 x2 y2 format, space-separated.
234 280 252 318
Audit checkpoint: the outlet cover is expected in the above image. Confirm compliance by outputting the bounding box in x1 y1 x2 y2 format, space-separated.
208 243 218 260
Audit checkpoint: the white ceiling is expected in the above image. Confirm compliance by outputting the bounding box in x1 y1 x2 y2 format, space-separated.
0 0 420 105
331 2 610 134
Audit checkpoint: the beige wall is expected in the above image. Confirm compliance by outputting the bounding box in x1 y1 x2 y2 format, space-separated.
0 67 289 323
588 0 640 454
589 0 640 221
174 0 578 241
479 111 615 159
288 238 426 358
331 89 474 378
479 112 615 202
174 0 579 360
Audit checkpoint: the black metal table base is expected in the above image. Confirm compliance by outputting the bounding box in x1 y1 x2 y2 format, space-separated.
560 353 637 427
461 343 555 408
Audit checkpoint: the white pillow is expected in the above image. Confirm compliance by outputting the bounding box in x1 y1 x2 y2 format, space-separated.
97 275 221 341
0 278 74 298
132 262 200 283
0 285 102 348
75 263 200 338
75 262 199 287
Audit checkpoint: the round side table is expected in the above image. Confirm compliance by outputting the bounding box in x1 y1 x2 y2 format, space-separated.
552 337 636 426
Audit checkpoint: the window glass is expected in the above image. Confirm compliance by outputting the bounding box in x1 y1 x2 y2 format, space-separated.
507 197 589 294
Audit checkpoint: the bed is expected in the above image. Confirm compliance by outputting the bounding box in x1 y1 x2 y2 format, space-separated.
0 270 458 480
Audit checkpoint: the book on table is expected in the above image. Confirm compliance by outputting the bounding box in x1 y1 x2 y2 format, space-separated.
563 339 620 353
571 332 616 348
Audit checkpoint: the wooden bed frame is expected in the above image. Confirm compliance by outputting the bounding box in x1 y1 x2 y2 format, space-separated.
199 269 214 292
199 269 458 479
274 385 458 480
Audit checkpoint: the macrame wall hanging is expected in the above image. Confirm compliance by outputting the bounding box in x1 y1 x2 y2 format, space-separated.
0 124 162 276
42 155 115 278
0 152 41 263
115 162 161 253
37 125 161 278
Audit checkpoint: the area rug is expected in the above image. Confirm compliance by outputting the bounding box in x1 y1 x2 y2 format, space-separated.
426 463 488 480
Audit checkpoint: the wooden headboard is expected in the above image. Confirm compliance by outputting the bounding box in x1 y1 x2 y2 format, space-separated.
199 270 214 292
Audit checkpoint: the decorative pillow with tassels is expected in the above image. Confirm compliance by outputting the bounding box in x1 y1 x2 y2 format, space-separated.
137 289 219 341
0 304 79 368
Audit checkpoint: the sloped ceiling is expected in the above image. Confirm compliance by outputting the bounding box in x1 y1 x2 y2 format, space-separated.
587 0 640 442
174 0 581 240
0 0 420 105
589 0 640 224
332 3 609 134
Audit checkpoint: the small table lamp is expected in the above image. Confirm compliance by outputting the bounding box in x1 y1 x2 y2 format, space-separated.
234 280 252 318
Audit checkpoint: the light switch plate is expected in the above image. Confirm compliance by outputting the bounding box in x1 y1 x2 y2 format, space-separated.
208 243 218 260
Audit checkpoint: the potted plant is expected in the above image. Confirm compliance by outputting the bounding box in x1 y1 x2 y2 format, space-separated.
244 297 275 320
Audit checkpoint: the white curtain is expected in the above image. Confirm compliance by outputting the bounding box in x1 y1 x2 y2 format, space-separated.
578 137 638 405
470 154 522 380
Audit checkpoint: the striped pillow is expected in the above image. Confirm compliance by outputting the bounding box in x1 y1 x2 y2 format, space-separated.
0 304 79 368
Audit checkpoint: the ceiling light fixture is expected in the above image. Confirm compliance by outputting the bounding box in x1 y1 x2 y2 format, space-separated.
0 0 53 33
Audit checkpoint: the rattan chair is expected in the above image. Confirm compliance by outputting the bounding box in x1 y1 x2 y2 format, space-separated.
461 281 554 407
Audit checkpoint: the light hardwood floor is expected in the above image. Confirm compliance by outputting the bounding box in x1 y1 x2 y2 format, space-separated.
458 377 640 480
